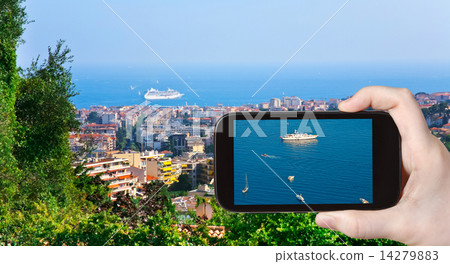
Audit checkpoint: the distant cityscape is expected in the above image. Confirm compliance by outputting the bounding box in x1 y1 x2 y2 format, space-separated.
72 91 450 210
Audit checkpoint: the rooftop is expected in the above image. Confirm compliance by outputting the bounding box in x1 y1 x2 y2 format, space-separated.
86 123 117 127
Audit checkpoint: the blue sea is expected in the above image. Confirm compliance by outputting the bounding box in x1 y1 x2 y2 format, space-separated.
233 119 373 205
71 63 450 108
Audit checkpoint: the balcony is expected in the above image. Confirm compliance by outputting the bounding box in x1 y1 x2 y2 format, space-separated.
100 171 130 180
89 164 129 175
107 177 136 187
111 185 133 193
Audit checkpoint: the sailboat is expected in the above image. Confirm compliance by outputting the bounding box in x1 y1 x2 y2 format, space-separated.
242 173 249 194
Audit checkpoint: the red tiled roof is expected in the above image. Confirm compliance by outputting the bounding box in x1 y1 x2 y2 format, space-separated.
431 92 450 96
74 133 113 140
86 123 117 127
85 158 115 165
146 175 158 181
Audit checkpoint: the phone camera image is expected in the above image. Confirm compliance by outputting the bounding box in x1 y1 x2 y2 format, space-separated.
214 111 401 213
234 119 373 206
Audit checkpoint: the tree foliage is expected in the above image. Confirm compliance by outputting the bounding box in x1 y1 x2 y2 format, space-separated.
205 143 214 154
115 126 127 150
86 111 99 123
168 173 192 191
422 102 449 121
0 0 27 200
14 40 80 205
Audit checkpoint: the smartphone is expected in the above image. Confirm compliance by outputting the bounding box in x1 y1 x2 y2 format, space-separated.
214 111 401 213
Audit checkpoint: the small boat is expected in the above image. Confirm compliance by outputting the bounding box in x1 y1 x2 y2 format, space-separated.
360 198 369 204
242 173 249 194
261 154 268 157
288 176 295 182
296 194 305 202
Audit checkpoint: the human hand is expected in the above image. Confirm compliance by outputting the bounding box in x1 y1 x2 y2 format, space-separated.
315 86 450 245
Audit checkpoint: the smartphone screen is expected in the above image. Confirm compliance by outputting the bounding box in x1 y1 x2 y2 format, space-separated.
214 111 401 212
233 119 372 205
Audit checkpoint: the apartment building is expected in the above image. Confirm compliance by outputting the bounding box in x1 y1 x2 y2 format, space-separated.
70 133 116 152
196 158 214 185
85 158 137 200
113 150 165 172
146 158 182 185
85 123 117 135
186 136 205 153
178 161 198 188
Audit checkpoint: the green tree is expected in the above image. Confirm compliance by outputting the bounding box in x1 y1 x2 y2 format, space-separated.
73 165 112 212
168 173 192 192
205 143 214 154
86 111 99 123
130 142 139 151
0 0 27 200
14 40 80 205
116 126 127 150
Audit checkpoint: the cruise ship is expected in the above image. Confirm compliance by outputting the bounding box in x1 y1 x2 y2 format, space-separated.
282 130 318 141
144 88 184 100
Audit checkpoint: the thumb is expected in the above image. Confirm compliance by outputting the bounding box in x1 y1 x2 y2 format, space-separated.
315 208 403 241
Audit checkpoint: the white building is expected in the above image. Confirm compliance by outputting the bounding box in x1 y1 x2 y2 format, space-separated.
102 112 117 124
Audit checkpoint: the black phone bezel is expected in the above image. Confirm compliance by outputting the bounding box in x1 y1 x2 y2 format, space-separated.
214 111 401 213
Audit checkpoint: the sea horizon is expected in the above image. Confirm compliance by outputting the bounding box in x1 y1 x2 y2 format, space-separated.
71 63 450 108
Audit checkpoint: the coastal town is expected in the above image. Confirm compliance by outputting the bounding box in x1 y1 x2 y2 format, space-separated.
71 91 450 210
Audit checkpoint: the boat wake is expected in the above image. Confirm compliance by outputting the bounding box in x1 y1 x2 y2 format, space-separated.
261 154 279 159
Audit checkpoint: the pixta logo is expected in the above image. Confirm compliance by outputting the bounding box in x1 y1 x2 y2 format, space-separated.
227 111 325 138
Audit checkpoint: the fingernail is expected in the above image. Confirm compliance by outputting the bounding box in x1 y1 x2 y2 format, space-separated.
317 214 336 230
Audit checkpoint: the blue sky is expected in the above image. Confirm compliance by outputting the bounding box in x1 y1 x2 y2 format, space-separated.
17 0 450 68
